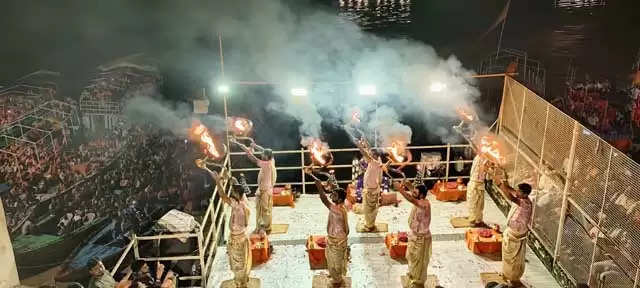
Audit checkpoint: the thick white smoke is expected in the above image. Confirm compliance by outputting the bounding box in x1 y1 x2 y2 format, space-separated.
212 0 480 143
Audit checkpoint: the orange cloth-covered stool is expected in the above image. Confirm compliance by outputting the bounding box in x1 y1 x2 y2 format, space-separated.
465 228 502 254
385 232 408 260
273 186 295 207
430 180 466 202
250 234 271 266
306 235 328 269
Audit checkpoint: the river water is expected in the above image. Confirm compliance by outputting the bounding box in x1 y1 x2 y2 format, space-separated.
334 0 640 96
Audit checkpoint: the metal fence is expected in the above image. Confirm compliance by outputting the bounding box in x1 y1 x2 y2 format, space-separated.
498 76 640 287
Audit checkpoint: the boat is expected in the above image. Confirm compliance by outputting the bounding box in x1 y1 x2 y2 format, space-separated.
55 207 164 283
12 217 110 278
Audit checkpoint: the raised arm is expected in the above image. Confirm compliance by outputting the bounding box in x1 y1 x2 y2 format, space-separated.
314 179 332 209
356 138 373 162
204 168 231 205
493 174 518 203
393 180 420 206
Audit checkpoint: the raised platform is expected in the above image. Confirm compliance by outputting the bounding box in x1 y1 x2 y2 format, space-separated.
207 194 559 288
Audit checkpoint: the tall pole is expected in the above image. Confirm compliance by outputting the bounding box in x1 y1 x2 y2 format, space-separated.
496 0 511 58
218 32 230 171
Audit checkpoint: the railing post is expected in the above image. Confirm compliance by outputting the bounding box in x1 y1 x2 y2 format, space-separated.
445 144 450 182
531 104 550 227
133 234 140 260
588 148 613 286
198 228 206 288
553 122 580 260
512 85 527 185
301 148 306 194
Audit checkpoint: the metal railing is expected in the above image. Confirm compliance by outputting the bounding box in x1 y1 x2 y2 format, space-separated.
228 144 473 194
110 157 231 288
498 75 640 287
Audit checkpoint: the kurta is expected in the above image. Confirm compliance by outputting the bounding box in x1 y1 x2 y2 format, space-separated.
256 159 276 232
406 199 432 287
326 204 350 285
228 198 252 288
502 197 532 282
467 155 487 223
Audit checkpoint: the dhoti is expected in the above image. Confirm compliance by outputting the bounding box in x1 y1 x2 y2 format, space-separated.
362 187 380 230
406 234 432 287
256 188 273 232
502 228 528 282
227 233 252 288
466 181 485 223
326 236 349 285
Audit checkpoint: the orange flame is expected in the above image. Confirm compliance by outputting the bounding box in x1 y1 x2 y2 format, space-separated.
479 135 503 164
229 117 253 136
352 111 361 123
387 141 406 163
192 123 221 159
456 106 475 122
305 138 329 166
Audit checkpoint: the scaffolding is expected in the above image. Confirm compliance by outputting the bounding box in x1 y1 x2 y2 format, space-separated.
478 48 546 96
497 75 640 287
0 100 79 161
109 157 231 288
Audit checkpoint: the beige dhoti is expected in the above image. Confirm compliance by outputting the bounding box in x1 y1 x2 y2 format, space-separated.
406 234 432 287
466 181 484 223
256 188 273 232
362 187 380 230
228 233 252 288
502 227 528 282
326 236 349 285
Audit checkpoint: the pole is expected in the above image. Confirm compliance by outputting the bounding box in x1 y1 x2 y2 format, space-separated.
218 32 231 172
553 122 580 259
496 0 511 58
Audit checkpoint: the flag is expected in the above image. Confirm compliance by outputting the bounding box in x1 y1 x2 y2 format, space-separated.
479 0 511 41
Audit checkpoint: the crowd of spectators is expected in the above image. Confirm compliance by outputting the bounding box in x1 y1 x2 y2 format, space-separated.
50 127 189 237
0 95 49 127
80 69 161 103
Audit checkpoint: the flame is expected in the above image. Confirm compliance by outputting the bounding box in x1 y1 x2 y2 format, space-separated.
305 138 329 166
352 111 361 123
192 123 221 159
387 141 406 163
229 117 253 136
456 106 475 122
479 135 503 164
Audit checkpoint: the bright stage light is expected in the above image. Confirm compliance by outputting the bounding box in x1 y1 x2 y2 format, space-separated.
358 85 376 96
217 85 230 94
291 88 308 97
430 82 446 92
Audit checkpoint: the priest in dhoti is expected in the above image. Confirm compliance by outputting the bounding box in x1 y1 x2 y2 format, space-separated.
355 138 385 232
493 175 533 286
233 138 277 234
394 180 432 288
200 163 253 287
467 153 490 226
307 169 350 287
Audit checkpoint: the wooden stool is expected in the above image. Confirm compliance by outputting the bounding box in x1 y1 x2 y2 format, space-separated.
400 275 438 288
465 228 502 255
450 217 473 228
384 232 408 260
250 234 271 266
430 181 466 202
220 278 261 288
306 235 328 269
356 222 388 233
312 274 352 288
273 187 295 207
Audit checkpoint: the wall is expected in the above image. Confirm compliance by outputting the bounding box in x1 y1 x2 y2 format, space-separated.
0 197 20 287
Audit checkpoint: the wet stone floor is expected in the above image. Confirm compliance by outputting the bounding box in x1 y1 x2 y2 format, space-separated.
207 193 559 288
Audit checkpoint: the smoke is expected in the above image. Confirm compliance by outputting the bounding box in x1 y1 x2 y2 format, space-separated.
367 106 412 147
123 93 224 136
212 0 480 142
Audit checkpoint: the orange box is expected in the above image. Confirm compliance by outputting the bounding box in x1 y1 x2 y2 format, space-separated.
465 228 502 254
250 234 271 266
430 181 466 202
384 233 408 260
306 235 328 270
273 187 295 207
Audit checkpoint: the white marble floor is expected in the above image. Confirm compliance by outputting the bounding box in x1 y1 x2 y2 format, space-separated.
207 193 560 288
